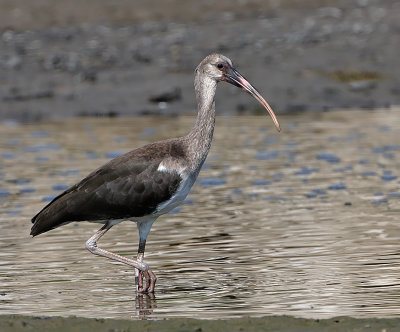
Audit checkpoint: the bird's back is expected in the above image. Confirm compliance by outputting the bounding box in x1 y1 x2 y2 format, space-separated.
31 139 187 236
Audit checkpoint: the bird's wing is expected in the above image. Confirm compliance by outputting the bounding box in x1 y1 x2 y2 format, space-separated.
31 143 184 236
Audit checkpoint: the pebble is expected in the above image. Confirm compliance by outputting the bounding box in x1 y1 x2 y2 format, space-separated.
317 7 342 19
1 55 21 69
80 68 97 82
149 88 181 103
349 80 377 92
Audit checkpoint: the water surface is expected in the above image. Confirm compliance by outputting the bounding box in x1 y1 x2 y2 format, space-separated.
1 109 400 319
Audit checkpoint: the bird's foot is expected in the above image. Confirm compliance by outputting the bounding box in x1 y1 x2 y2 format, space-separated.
137 269 157 294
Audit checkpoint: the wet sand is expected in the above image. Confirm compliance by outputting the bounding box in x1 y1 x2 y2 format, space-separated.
1 0 399 121
1 314 400 332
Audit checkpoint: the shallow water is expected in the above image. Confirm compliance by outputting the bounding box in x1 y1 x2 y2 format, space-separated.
1 109 400 320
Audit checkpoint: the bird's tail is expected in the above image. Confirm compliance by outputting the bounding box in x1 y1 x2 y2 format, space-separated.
30 193 71 236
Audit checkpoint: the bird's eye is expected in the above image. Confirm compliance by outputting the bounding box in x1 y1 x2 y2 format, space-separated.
217 63 224 69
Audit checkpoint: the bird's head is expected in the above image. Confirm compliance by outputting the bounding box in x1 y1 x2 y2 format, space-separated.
197 54 234 81
197 54 280 132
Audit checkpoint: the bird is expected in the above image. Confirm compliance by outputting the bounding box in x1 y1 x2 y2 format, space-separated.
30 54 280 294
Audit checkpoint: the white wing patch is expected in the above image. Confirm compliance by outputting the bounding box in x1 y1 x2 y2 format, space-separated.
157 163 168 172
155 162 194 216
157 161 186 176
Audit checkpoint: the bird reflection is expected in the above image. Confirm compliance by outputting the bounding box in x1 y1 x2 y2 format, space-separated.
135 293 156 319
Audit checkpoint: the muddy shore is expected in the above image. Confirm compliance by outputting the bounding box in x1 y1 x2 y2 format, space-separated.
1 315 400 332
0 0 399 122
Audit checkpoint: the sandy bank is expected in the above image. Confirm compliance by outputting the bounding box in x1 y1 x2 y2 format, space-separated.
1 315 400 332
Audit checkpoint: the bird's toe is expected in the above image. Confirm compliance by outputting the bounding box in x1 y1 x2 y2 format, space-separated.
137 269 157 294
147 269 157 293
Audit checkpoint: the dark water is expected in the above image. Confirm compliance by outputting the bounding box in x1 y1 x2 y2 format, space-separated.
1 110 400 319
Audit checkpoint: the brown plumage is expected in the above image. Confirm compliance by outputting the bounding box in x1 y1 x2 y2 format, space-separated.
31 141 184 236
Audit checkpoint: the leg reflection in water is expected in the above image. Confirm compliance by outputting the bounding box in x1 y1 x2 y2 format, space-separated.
135 293 156 318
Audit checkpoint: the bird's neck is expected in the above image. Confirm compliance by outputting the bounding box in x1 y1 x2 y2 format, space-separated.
186 72 217 169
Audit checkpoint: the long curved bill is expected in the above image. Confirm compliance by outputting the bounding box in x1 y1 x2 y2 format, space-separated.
222 67 281 132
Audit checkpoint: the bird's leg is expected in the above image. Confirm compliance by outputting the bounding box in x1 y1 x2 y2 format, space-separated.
135 219 157 293
134 239 144 293
136 238 157 294
86 223 148 272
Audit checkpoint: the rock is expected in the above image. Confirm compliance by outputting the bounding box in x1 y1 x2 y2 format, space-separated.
101 46 118 64
356 0 369 7
3 90 54 102
286 104 308 113
149 87 181 103
2 30 15 43
43 54 63 70
317 7 342 19
80 68 97 82
323 87 340 96
66 52 80 72
348 80 377 92
1 55 22 69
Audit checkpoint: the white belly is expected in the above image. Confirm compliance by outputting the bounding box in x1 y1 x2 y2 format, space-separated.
154 173 196 216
